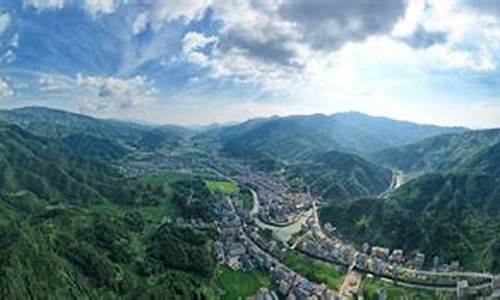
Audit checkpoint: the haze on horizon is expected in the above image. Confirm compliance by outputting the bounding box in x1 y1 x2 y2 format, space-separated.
1 0 500 128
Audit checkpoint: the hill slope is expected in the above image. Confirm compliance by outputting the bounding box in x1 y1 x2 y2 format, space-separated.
219 117 340 161
320 172 500 272
369 129 500 173
0 123 124 205
0 123 218 298
199 112 466 163
286 150 392 202
0 107 189 155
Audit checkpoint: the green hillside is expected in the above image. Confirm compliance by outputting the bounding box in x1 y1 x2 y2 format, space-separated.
319 172 500 271
286 150 392 202
0 123 219 298
60 134 129 161
198 112 465 159
369 129 500 173
0 205 216 299
219 117 339 162
320 127 500 272
0 107 189 155
0 123 121 205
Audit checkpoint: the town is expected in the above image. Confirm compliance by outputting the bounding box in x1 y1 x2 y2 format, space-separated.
206 158 500 300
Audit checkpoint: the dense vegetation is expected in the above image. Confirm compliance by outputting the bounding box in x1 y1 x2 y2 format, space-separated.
286 150 392 201
60 134 129 161
1 106 498 297
0 122 218 298
359 278 455 300
369 128 500 173
0 204 216 299
319 172 500 271
171 179 217 222
316 127 500 272
198 112 464 159
0 106 190 155
219 118 338 162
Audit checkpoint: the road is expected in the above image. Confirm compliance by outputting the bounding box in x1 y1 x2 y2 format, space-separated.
217 162 499 295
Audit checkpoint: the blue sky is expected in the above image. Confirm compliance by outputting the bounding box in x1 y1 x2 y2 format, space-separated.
1 0 500 128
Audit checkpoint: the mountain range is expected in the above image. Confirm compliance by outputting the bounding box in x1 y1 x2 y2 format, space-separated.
2 105 500 284
197 111 465 201
320 127 500 271
0 119 216 299
369 128 500 174
0 107 190 159
199 112 465 161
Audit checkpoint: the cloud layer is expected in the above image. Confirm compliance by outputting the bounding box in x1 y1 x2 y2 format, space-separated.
2 0 500 127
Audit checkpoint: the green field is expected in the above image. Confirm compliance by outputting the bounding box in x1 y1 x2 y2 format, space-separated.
359 278 455 300
281 251 345 290
213 266 273 299
205 180 239 195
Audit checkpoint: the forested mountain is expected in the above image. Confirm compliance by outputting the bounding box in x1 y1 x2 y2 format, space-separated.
319 171 500 272
218 117 340 161
0 123 124 205
320 130 500 272
198 112 465 162
286 150 392 202
0 122 218 298
0 107 190 155
196 112 460 202
369 128 500 173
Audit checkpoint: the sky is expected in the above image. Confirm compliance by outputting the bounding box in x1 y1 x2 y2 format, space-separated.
1 0 500 128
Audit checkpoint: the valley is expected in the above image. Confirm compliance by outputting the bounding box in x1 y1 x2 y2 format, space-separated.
0 107 498 299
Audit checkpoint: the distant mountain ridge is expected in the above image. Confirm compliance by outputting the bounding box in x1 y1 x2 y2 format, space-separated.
198 112 466 162
0 107 191 158
370 128 500 174
194 111 466 202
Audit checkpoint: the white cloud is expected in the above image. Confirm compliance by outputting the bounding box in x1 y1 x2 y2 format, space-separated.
151 0 211 26
84 0 116 16
131 0 212 35
2 50 16 64
0 78 14 99
23 0 65 10
0 12 11 34
23 0 115 15
10 33 19 48
38 74 74 91
182 31 217 63
132 12 148 35
76 74 157 112
178 0 408 91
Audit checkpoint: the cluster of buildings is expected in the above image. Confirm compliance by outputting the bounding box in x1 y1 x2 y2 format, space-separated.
257 190 313 226
118 155 215 177
210 174 343 299
216 158 314 227
299 223 408 275
270 265 339 300
215 223 340 299
299 221 471 289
